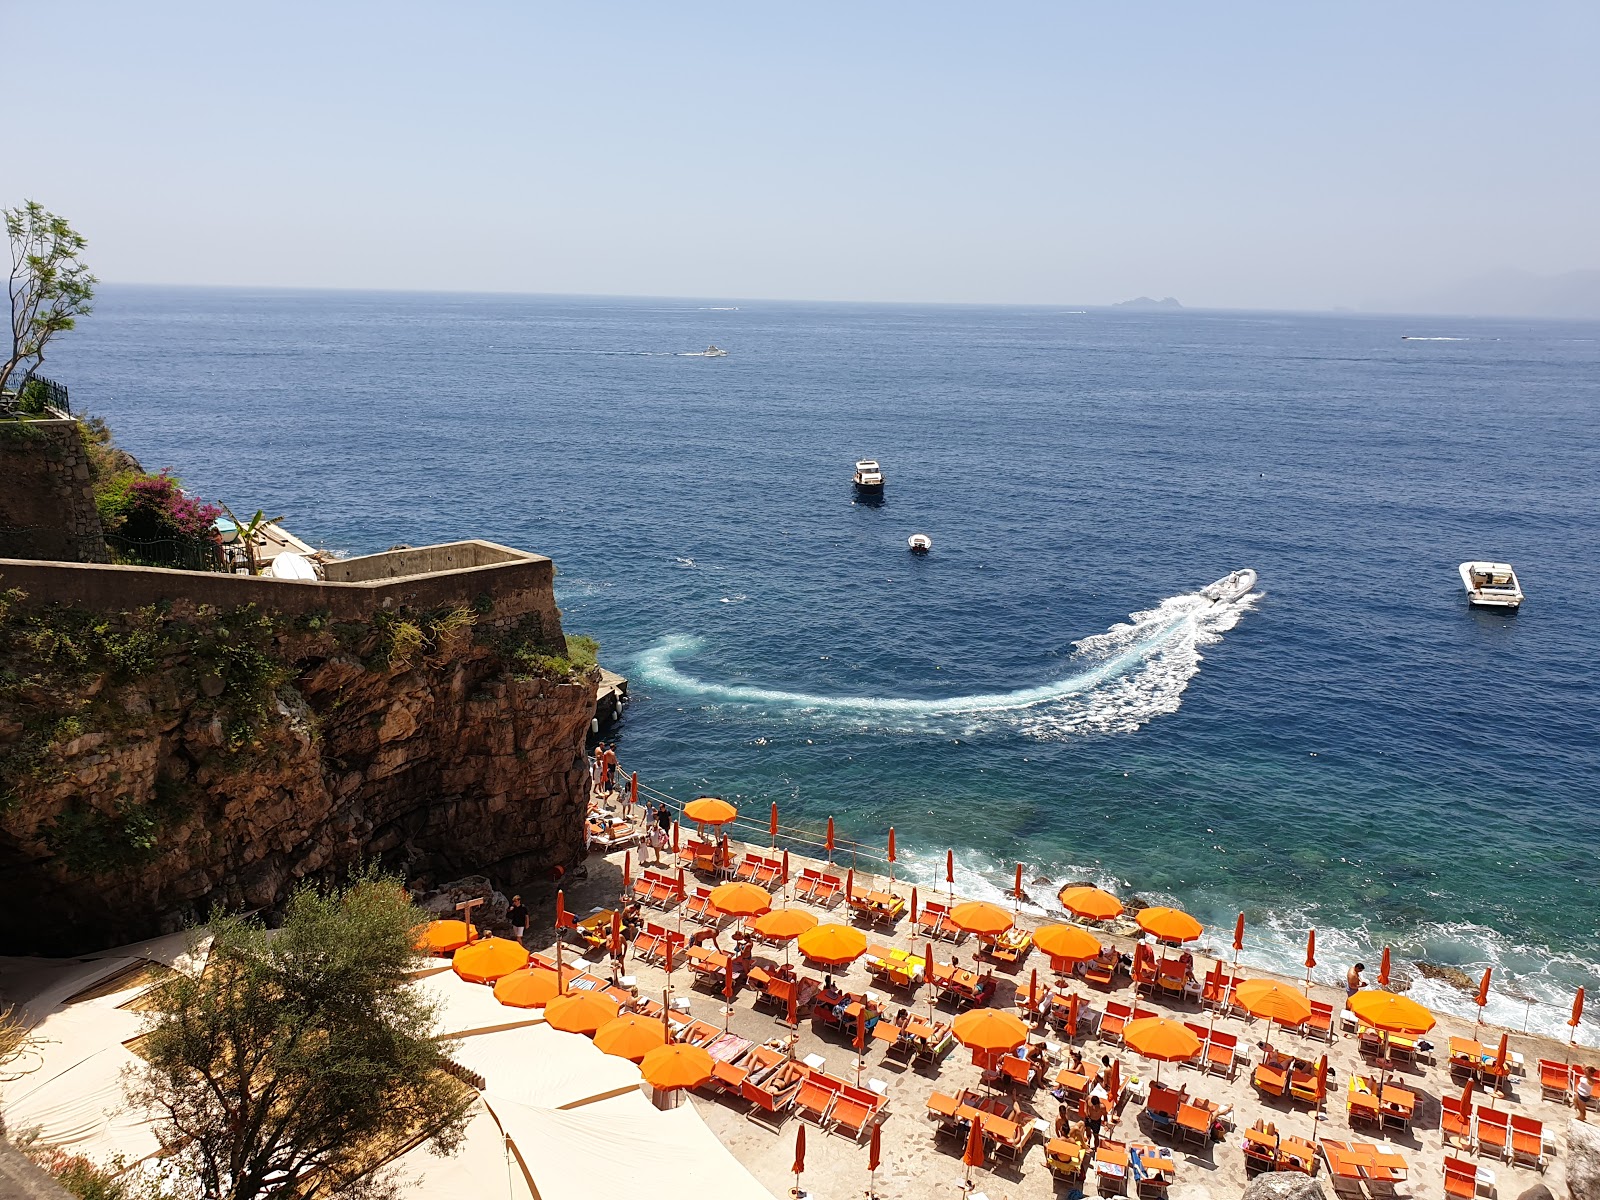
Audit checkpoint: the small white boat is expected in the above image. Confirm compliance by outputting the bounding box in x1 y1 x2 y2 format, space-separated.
1459 561 1523 610
1200 569 1257 604
907 533 932 554
703 345 728 357
853 459 884 492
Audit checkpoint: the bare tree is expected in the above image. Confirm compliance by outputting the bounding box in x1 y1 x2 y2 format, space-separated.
3 201 96 395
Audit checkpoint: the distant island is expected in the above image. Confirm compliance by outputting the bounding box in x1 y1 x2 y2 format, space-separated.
1112 296 1183 310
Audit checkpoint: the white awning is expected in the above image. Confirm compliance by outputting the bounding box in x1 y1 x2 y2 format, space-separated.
446 1024 642 1110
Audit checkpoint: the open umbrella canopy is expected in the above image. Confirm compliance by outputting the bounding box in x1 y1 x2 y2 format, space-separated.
1348 989 1436 1035
544 990 621 1035
1033 924 1102 962
640 1042 714 1091
1122 1016 1203 1062
1135 907 1204 943
1233 979 1314 1028
417 920 478 954
1057 885 1124 921
949 901 1014 938
797 923 868 965
709 881 772 918
952 1007 1029 1054
493 965 578 1008
593 1013 668 1061
751 909 818 941
452 936 530 983
684 796 738 825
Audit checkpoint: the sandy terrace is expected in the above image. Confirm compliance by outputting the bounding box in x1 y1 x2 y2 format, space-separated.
522 814 1595 1200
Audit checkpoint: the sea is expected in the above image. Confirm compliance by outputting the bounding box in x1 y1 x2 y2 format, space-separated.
51 285 1600 1045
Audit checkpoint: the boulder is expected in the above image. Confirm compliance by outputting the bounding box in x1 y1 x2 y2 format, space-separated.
1412 961 1477 994
1516 1184 1554 1200
1569 1119 1600 1200
1241 1170 1332 1200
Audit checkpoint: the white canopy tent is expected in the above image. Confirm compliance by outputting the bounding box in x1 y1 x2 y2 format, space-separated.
482 1092 776 1200
447 1025 641 1110
407 971 545 1040
388 1098 533 1200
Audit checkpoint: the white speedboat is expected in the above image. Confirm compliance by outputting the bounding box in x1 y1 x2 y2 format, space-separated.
1459 561 1523 610
908 533 932 554
703 345 728 357
853 459 884 493
1201 569 1257 604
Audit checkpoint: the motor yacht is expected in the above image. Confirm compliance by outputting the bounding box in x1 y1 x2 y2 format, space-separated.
1458 561 1523 610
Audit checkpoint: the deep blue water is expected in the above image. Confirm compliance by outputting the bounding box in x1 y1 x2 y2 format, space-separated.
51 286 1600 1041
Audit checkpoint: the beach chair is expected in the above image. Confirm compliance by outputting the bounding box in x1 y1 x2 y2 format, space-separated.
1047 1137 1090 1182
1289 1064 1324 1106
1253 1061 1288 1099
683 887 717 925
1242 1127 1279 1174
1444 1155 1479 1200
1440 1095 1475 1150
1510 1115 1546 1171
751 855 781 887
1302 1000 1335 1042
631 924 662 962
734 855 761 883
1084 956 1117 988
794 1073 843 1126
1205 1030 1238 1079
795 868 823 902
1538 1058 1574 1100
915 900 946 938
1278 1136 1318 1175
701 1057 751 1097
812 873 843 906
1346 1079 1381 1128
1476 1107 1510 1160
1101 1001 1133 1044
1096 1139 1131 1196
1156 958 1188 998
742 1063 807 1129
829 1084 886 1141
1144 1083 1182 1138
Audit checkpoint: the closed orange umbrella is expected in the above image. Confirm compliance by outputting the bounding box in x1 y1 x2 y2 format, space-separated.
545 990 621 1035
793 1123 806 1183
952 1007 1029 1055
1304 928 1316 990
417 919 477 954
963 1108 985 1172
770 802 779 843
1490 1031 1509 1080
1033 924 1102 963
594 1013 668 1061
752 908 817 940
1013 863 1025 904
1378 946 1391 987
797 923 868 965
1136 906 1203 943
945 849 955 898
950 901 1013 938
684 796 737 825
1475 968 1492 1027
910 887 919 927
1572 988 1586 1045
1232 912 1246 952
1058 885 1124 921
1233 978 1313 1028
887 827 896 862
641 1042 714 1091
493 965 576 1008
1348 989 1436 1035
1122 1015 1202 1084
452 936 530 983
826 816 835 856
629 771 638 808
709 881 771 918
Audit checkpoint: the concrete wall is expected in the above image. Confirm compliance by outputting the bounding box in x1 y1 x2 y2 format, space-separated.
0 540 564 649
0 418 109 564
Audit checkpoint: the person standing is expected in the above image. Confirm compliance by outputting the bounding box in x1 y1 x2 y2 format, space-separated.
507 895 529 946
1084 1093 1106 1147
1346 962 1366 1002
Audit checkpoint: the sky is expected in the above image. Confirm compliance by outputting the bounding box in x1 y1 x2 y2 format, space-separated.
7 1 1599 310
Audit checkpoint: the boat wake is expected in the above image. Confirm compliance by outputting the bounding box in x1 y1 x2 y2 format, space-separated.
634 583 1260 738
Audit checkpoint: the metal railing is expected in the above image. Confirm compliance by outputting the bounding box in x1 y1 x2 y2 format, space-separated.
104 532 225 573
0 370 71 418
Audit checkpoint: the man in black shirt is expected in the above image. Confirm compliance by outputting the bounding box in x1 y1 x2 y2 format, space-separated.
507 896 529 946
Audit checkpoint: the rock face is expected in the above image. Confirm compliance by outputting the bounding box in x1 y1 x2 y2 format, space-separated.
0 418 109 564
1570 1119 1600 1200
1241 1169 1332 1200
0 595 597 953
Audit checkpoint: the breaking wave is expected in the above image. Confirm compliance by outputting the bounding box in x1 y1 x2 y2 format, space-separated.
634 584 1259 739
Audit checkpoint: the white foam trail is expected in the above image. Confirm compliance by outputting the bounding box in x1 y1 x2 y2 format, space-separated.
634 586 1258 738
1401 336 1467 341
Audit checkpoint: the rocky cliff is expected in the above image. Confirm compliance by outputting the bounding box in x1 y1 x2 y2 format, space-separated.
0 586 597 953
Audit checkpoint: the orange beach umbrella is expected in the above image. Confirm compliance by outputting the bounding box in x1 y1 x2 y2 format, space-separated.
1033 924 1102 963
888 827 897 862
594 1013 668 1061
1379 946 1392 987
1348 989 1436 1035
963 1108 985 1173
1136 906 1204 943
709 881 771 918
641 1042 714 1091
952 1007 1029 1055
1232 913 1246 953
770 802 779 843
826 816 835 855
797 922 868 965
1572 988 1586 1044
1058 885 1123 922
1232 978 1313 1028
417 920 477 954
752 908 817 941
1475 968 1492 1023
452 936 529 984
1013 863 1025 904
544 990 621 1035
493 965 576 1008
684 796 737 826
949 901 1014 939
1123 1015 1202 1084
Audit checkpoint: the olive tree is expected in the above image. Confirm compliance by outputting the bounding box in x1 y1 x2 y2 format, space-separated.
3 200 96 396
130 872 472 1200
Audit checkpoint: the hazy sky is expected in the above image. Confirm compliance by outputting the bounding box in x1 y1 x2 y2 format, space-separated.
9 2 1598 309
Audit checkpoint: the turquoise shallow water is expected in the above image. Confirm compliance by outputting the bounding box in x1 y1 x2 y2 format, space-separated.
53 287 1600 1042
